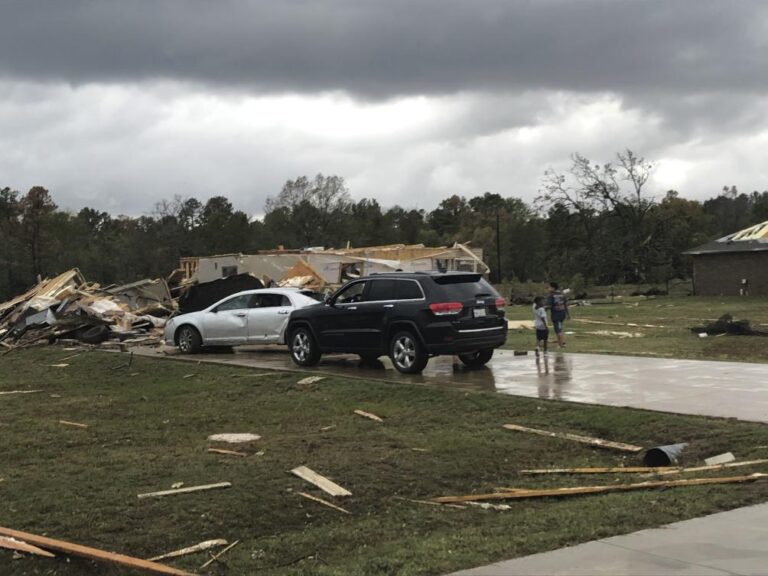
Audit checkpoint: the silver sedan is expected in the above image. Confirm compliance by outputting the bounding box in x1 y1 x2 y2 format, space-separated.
164 288 320 353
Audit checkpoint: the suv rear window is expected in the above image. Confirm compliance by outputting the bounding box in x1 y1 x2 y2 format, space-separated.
433 275 498 300
395 279 423 300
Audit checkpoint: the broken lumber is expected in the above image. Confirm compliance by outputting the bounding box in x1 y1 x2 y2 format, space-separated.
0 526 193 575
290 466 352 497
148 539 227 562
297 491 352 514
705 452 736 466
502 423 643 452
49 363 69 368
522 459 768 476
137 482 232 499
354 409 383 422
199 539 239 569
207 433 261 443
657 458 768 476
0 389 43 396
0 536 56 558
207 448 247 457
59 420 88 429
297 376 324 385
432 473 767 504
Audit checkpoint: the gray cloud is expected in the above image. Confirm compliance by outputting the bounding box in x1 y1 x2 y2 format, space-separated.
2 1 767 98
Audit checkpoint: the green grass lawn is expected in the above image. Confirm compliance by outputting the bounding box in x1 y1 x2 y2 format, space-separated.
2 348 768 575
504 295 768 363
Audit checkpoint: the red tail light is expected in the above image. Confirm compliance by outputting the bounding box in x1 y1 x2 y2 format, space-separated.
429 302 463 316
495 298 506 308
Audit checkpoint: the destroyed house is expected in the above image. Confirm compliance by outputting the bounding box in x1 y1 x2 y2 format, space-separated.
685 220 768 296
179 243 489 289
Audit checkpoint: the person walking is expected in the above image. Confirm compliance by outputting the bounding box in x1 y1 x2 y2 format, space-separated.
532 296 549 355
546 281 570 348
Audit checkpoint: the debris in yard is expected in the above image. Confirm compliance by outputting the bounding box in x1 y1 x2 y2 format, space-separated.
507 320 534 330
521 466 678 475
319 425 336 431
147 539 228 562
658 459 768 475
466 502 513 511
583 330 644 338
411 448 429 452
0 526 194 575
704 452 736 466
0 536 56 558
170 482 184 489
0 389 42 396
137 482 232 499
207 433 261 443
574 319 665 328
60 353 82 361
432 473 767 504
199 539 240 570
207 448 247 457
643 443 688 466
49 363 70 368
354 409 383 422
291 466 352 497
177 273 262 314
182 373 197 379
278 261 325 291
59 420 88 429
698 333 708 338
297 491 352 514
394 496 466 509
502 424 644 453
691 314 768 337
0 269 174 350
297 376 325 385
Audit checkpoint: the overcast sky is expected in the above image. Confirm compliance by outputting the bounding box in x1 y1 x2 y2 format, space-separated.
2 0 767 217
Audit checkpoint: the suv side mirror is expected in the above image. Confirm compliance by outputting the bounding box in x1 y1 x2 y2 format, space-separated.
325 296 334 306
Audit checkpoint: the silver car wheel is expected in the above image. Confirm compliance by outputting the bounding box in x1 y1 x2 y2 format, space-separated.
293 331 310 362
393 335 416 369
179 328 193 353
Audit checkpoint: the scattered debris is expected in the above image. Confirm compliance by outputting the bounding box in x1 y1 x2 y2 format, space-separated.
394 496 466 509
583 330 644 338
199 539 240 570
177 273 262 314
466 501 513 511
691 314 768 337
207 448 247 458
291 466 352 497
319 425 336 431
574 318 665 329
170 482 184 490
137 482 232 499
353 409 383 422
0 526 193 575
148 539 228 562
0 536 56 558
705 452 736 466
297 376 325 385
0 390 42 396
60 353 82 361
507 320 534 330
502 424 644 453
182 373 197 379
432 473 767 504
49 363 70 368
207 433 261 443
411 448 429 452
59 420 88 429
297 491 352 514
521 466 678 475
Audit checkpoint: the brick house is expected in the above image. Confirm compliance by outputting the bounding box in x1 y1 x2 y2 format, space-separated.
685 221 768 296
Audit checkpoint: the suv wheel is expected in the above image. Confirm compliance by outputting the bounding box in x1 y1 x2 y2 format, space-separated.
458 348 494 368
177 325 202 354
290 326 321 366
389 331 428 374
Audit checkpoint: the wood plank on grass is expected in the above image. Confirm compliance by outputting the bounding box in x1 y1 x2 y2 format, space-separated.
432 473 767 504
522 459 768 476
148 539 227 562
502 423 643 452
207 448 247 457
291 466 351 497
137 482 232 499
0 536 56 558
297 491 352 514
0 526 193 575
59 420 88 429
0 390 43 396
354 409 383 422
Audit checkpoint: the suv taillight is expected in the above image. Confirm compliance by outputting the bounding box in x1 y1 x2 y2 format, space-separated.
429 302 463 316
495 298 506 308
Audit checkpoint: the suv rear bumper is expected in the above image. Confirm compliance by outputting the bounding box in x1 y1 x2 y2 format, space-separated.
423 324 507 355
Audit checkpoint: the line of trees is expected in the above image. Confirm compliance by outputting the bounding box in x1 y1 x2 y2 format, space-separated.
3 150 768 300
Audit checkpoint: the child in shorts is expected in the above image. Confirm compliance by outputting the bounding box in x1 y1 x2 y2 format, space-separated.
533 296 549 354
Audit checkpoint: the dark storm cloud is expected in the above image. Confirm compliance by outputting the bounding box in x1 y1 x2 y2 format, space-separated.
2 0 766 98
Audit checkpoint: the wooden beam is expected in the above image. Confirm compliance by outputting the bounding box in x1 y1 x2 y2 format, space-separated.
522 459 768 476
0 390 43 396
502 424 644 452
297 492 352 514
148 539 227 562
0 536 56 558
199 540 239 570
0 526 193 575
207 448 247 458
291 466 351 497
432 473 767 504
353 409 383 423
137 482 232 499
59 420 88 429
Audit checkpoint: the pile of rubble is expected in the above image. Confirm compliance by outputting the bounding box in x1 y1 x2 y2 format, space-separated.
0 269 174 351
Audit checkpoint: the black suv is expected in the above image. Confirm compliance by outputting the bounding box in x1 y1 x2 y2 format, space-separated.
286 272 507 374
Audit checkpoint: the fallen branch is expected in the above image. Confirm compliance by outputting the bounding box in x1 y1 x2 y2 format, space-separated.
432 473 767 504
0 536 56 558
291 466 351 497
199 539 239 569
0 526 193 575
137 482 232 499
353 409 383 422
297 491 352 514
502 424 643 452
148 539 227 562
207 448 247 458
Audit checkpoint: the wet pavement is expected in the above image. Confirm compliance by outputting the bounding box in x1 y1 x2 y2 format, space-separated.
135 346 768 423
